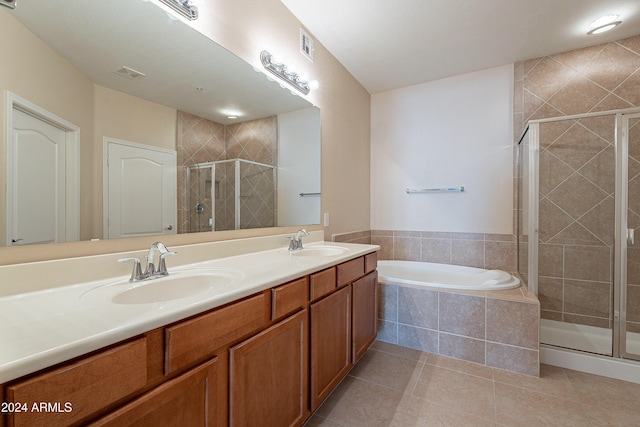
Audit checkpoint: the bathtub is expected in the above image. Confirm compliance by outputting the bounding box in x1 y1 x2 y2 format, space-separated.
377 260 520 291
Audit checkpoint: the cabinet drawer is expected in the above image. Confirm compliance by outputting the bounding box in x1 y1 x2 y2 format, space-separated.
271 277 308 320
165 292 269 375
89 358 217 427
365 252 378 274
337 257 365 287
310 267 336 301
6 338 147 427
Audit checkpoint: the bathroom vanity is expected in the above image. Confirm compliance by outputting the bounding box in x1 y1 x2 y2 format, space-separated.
0 239 378 427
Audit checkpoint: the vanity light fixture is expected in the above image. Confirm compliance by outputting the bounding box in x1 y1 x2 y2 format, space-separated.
158 0 198 20
260 51 311 95
587 14 622 35
0 0 16 9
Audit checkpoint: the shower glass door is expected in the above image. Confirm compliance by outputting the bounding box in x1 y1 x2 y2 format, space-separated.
537 115 616 356
624 113 640 360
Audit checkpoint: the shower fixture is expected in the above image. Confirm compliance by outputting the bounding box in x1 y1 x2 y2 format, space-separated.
260 51 311 95
0 0 16 10
158 0 198 20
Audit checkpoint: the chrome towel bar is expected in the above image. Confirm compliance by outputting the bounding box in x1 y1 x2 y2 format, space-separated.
405 187 464 194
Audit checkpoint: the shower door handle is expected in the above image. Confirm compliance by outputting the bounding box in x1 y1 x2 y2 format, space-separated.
628 228 635 245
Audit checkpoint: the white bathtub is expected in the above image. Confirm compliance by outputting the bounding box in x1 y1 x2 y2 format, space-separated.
377 260 520 291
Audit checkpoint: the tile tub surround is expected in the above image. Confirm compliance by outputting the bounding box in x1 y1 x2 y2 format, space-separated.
332 230 372 245
377 281 540 376
370 230 517 272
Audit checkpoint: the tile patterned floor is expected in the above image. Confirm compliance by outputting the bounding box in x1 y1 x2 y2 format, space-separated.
305 341 640 427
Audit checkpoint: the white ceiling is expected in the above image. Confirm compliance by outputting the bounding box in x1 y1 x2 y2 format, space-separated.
279 0 640 93
9 0 312 125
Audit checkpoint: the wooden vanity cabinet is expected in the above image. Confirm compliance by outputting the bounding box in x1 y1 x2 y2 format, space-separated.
1 251 379 427
309 285 351 411
229 309 308 427
352 271 378 363
4 338 150 427
89 358 218 427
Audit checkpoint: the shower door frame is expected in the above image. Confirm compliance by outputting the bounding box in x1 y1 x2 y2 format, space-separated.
619 112 640 361
525 107 640 361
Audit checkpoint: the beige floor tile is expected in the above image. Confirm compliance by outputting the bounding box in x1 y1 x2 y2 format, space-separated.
412 364 496 421
424 353 494 380
580 400 640 426
564 368 640 405
349 349 424 393
494 382 591 426
303 414 344 426
370 340 429 362
312 342 640 427
315 376 410 427
492 363 578 401
398 397 495 427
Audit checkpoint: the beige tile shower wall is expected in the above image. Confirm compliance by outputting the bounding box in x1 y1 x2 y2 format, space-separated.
176 112 276 234
514 34 640 133
177 111 226 234
371 230 516 273
514 34 640 330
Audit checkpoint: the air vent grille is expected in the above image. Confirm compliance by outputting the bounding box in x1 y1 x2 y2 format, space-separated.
113 66 146 80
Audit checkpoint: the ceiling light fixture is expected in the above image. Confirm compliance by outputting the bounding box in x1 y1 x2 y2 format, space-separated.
260 51 311 95
587 14 621 35
158 0 198 20
0 0 16 9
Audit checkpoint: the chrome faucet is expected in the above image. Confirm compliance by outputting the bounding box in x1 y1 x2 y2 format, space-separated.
288 229 310 251
145 242 176 277
118 242 177 282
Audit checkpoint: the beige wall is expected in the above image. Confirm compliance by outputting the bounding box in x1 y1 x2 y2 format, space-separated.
0 0 371 264
0 9 95 245
93 86 177 239
186 0 371 239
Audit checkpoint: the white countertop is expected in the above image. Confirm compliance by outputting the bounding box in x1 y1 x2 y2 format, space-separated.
0 241 379 383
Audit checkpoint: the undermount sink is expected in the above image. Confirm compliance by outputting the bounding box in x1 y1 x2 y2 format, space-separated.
290 245 349 257
81 269 244 305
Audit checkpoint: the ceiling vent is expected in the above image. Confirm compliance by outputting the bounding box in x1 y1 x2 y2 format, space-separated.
113 66 146 80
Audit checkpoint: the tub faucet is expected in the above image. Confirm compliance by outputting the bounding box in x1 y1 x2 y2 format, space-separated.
288 229 309 251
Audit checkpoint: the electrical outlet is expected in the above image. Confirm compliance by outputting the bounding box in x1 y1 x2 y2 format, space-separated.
324 212 330 227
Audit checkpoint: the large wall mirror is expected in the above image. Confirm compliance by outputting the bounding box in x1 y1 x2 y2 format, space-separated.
1 0 321 248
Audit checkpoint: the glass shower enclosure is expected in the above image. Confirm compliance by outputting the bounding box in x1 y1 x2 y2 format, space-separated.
518 108 640 361
186 159 276 232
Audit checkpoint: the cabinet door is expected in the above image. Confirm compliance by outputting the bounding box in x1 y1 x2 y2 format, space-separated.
310 285 351 410
229 310 308 427
89 358 217 427
352 271 378 363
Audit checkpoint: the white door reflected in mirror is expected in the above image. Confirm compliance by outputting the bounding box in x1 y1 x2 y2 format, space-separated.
104 138 177 239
